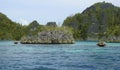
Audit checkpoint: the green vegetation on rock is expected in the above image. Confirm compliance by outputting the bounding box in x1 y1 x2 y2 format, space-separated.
63 2 120 42
0 2 120 42
0 13 24 40
20 27 75 44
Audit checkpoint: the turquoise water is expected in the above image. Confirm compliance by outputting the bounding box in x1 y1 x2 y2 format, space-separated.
0 41 120 70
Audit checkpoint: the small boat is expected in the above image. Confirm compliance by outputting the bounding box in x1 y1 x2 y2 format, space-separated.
14 41 18 44
97 41 106 47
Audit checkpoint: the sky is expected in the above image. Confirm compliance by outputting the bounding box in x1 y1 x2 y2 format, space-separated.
0 0 120 25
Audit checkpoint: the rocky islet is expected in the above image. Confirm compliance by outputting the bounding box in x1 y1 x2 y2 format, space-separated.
20 30 75 44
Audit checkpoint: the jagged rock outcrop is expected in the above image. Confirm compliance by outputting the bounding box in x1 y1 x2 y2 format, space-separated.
28 20 40 31
20 30 75 44
46 22 57 27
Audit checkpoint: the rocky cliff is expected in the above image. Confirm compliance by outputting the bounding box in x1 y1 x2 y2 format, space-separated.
62 2 120 41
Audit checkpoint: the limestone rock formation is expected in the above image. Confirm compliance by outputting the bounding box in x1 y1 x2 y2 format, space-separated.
20 30 75 44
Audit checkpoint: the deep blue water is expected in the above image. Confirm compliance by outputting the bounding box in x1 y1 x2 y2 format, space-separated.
0 41 120 70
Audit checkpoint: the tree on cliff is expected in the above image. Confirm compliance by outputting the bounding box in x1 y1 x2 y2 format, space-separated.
0 13 24 40
63 2 120 40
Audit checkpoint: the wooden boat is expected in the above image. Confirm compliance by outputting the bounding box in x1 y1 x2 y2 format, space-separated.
97 41 106 47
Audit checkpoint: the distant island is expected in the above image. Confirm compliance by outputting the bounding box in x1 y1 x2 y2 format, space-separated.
0 2 120 43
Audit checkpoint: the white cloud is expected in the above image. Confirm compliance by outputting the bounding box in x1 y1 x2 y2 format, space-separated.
18 19 30 25
0 0 120 25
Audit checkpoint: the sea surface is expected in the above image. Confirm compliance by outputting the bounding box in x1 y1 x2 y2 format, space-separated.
0 41 120 70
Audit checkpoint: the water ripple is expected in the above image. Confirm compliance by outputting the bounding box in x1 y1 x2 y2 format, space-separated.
0 41 120 70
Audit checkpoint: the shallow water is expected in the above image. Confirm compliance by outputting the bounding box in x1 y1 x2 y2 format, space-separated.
0 41 120 70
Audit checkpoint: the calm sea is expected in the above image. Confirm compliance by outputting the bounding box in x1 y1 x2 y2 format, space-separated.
0 41 120 70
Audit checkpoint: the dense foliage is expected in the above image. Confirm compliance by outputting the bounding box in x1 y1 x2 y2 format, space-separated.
0 2 120 42
0 13 24 40
63 2 120 41
0 13 73 40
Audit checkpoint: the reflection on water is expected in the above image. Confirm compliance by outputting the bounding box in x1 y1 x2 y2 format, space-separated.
0 41 120 70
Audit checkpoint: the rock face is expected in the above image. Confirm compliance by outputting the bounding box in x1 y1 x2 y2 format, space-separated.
106 36 120 42
20 30 75 44
46 22 57 27
28 20 40 31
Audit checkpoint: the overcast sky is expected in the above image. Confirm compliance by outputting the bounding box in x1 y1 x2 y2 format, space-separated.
0 0 120 25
